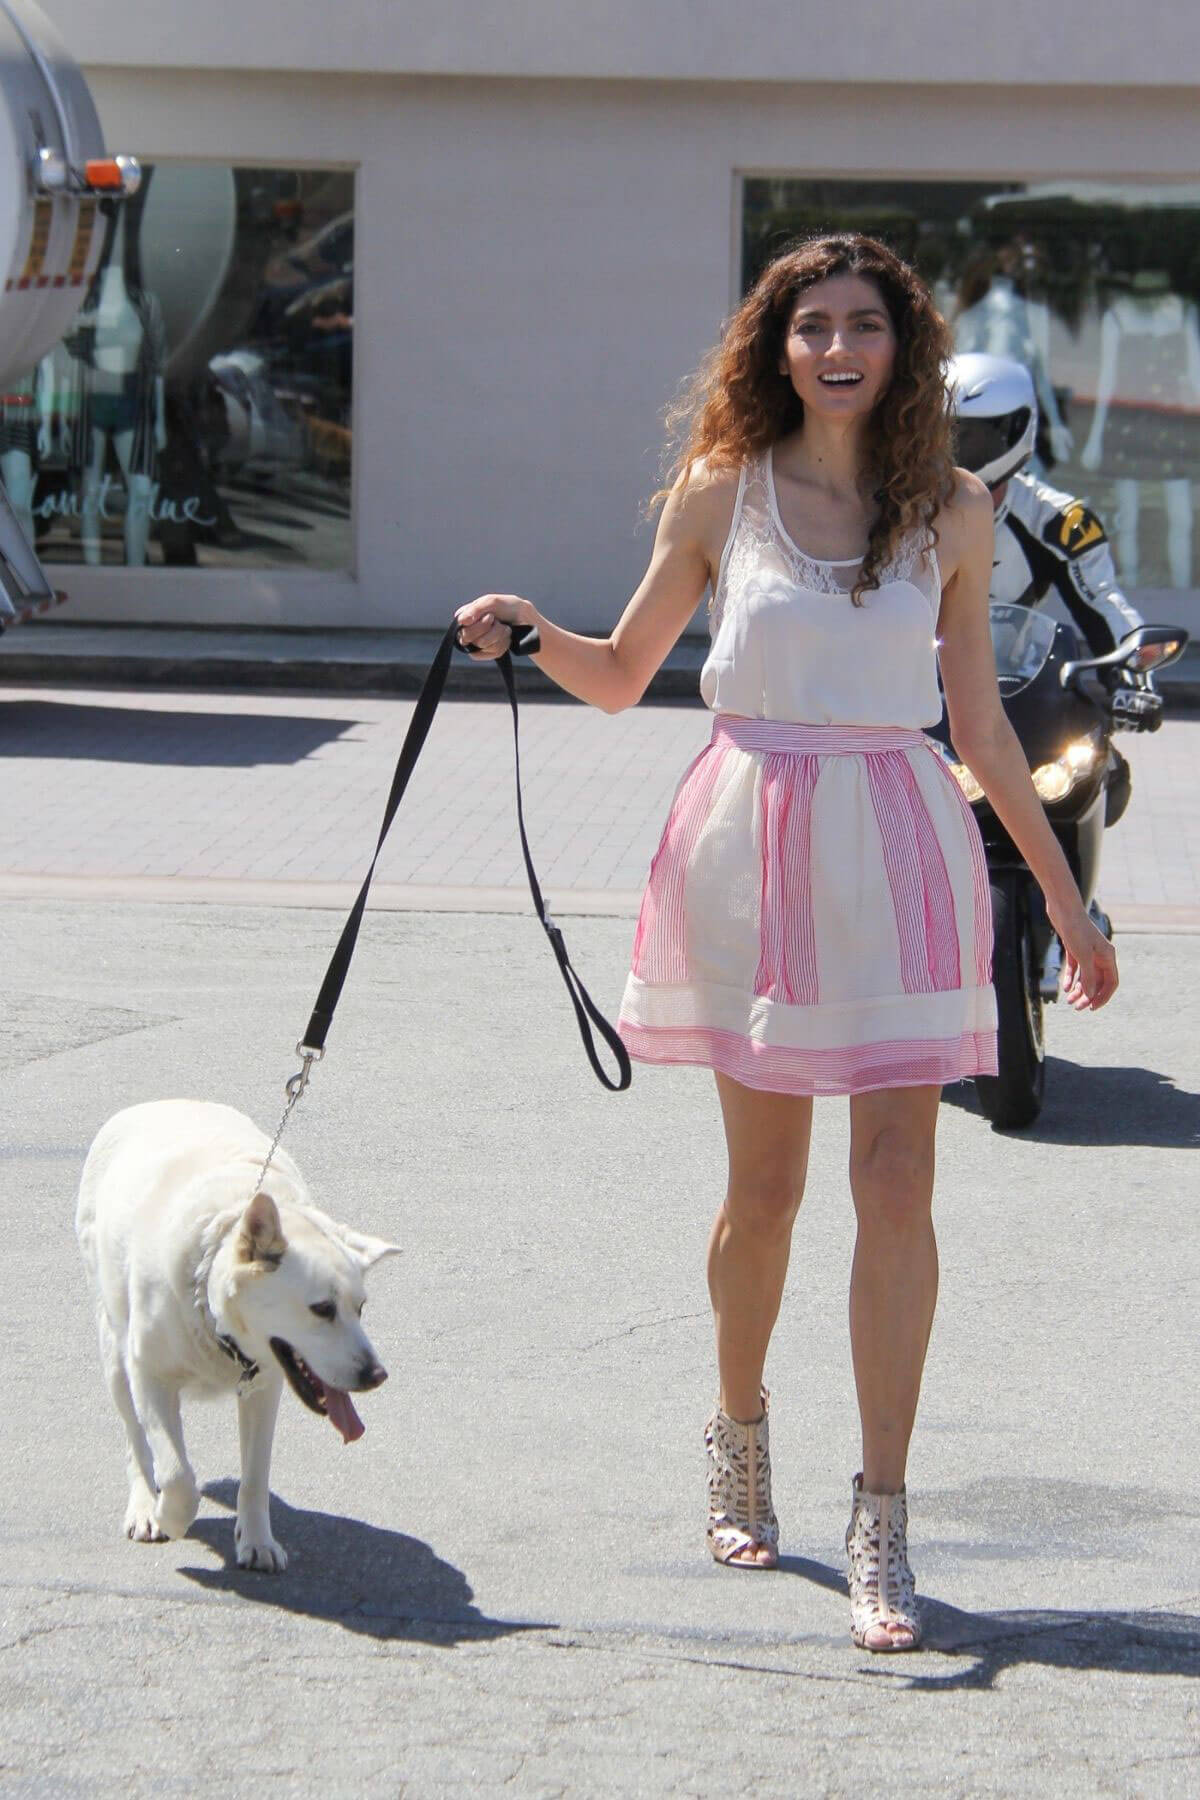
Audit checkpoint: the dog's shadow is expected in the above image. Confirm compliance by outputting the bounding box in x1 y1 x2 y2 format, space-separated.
179 1480 550 1646
779 1555 1200 1690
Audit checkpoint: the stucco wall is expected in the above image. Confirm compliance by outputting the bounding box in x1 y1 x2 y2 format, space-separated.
61 66 1198 631
40 0 1200 87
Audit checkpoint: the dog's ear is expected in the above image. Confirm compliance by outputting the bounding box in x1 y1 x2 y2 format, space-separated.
328 1223 402 1271
235 1191 288 1266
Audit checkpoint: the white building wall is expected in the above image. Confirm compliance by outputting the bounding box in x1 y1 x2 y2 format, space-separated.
36 3 1200 631
40 0 1200 86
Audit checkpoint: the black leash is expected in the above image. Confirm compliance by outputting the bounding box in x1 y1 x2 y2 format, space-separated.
276 621 631 1132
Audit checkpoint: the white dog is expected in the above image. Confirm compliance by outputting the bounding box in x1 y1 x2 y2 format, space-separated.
76 1099 400 1571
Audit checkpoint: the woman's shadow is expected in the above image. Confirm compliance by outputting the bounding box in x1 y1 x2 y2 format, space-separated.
179 1480 551 1647
778 1555 1200 1690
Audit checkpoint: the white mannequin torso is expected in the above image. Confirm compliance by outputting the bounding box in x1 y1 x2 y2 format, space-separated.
1112 291 1186 339
955 276 1035 361
93 266 144 385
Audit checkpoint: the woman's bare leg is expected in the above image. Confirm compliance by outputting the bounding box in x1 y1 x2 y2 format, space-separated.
847 1084 941 1495
706 1073 814 1566
709 1073 814 1420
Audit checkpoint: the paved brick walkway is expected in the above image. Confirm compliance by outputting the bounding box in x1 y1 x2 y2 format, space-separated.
0 681 1195 926
0 685 706 900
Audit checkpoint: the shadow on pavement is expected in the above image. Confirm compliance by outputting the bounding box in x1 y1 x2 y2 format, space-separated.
0 698 359 767
779 1555 1200 1690
178 1479 552 1647
941 1059 1200 1148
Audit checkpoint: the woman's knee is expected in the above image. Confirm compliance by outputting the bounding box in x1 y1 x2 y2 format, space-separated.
724 1165 805 1238
850 1127 934 1231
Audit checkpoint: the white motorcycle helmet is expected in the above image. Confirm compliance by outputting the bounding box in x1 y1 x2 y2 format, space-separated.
947 353 1038 488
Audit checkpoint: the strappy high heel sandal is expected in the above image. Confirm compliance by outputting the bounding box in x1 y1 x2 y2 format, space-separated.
704 1388 779 1569
845 1473 922 1651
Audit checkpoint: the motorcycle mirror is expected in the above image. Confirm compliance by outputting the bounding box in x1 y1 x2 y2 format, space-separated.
1127 636 1186 672
1060 625 1190 690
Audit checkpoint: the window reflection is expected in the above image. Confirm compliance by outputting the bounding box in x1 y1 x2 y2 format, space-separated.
23 164 354 572
742 179 1200 591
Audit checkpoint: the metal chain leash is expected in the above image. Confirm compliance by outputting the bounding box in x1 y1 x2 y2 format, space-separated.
253 1041 323 1194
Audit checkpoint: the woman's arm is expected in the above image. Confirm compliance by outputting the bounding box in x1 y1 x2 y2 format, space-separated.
937 473 1118 1010
454 469 734 713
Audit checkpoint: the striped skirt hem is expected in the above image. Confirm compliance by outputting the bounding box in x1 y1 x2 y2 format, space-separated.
618 1020 997 1097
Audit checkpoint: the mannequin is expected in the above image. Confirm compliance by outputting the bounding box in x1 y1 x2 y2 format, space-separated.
1080 272 1200 589
0 363 52 540
69 200 167 565
954 248 1073 464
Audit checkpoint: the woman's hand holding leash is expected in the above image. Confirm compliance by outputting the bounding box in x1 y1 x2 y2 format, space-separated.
455 593 538 660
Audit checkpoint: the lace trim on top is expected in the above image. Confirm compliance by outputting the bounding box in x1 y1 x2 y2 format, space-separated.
710 454 938 635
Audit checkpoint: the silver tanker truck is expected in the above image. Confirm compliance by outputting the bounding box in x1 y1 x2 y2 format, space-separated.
0 0 138 627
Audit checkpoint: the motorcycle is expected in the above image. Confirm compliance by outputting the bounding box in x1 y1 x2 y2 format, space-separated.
931 602 1188 1129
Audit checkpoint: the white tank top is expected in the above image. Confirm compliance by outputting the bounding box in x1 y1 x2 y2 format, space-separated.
700 448 944 729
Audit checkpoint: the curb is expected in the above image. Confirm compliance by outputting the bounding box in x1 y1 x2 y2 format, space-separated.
0 873 1194 930
0 650 605 698
1 626 1198 709
0 632 708 701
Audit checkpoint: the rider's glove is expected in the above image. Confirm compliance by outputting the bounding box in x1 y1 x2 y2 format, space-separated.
1111 686 1164 732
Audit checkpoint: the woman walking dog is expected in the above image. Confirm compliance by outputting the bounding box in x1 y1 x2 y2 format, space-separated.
456 235 1116 1652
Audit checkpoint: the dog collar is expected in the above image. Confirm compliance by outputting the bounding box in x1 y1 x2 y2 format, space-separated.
215 1331 260 1386
193 1255 261 1388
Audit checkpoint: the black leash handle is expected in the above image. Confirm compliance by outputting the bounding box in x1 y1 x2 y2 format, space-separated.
298 621 632 1093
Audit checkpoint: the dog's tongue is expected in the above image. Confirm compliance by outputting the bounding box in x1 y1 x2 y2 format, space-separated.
323 1385 365 1444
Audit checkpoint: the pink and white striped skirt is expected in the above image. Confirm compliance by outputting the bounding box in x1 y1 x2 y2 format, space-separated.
618 715 998 1096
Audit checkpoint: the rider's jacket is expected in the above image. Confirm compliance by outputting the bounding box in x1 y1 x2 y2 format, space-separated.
992 472 1143 657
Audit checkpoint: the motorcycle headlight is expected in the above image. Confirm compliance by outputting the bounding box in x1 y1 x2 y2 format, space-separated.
1030 737 1100 802
952 763 985 803
1031 761 1074 802
932 742 985 803
1063 738 1100 774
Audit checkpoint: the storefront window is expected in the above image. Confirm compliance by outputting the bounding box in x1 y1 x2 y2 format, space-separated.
9 164 353 571
742 178 1200 591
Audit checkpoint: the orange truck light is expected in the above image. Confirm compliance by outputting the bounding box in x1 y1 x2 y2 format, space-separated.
83 155 141 194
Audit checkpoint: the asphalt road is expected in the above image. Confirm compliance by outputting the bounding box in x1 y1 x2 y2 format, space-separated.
3 893 1198 1798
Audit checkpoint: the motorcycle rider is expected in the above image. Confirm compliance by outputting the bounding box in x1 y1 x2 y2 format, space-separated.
947 352 1162 950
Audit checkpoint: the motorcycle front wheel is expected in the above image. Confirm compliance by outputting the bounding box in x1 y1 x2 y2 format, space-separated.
975 871 1045 1130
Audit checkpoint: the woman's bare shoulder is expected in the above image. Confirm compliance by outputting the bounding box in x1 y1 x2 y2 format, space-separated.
935 468 994 570
660 456 742 552
941 467 993 528
672 454 742 506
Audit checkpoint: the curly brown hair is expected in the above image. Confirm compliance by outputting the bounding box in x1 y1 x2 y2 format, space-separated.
657 234 956 603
